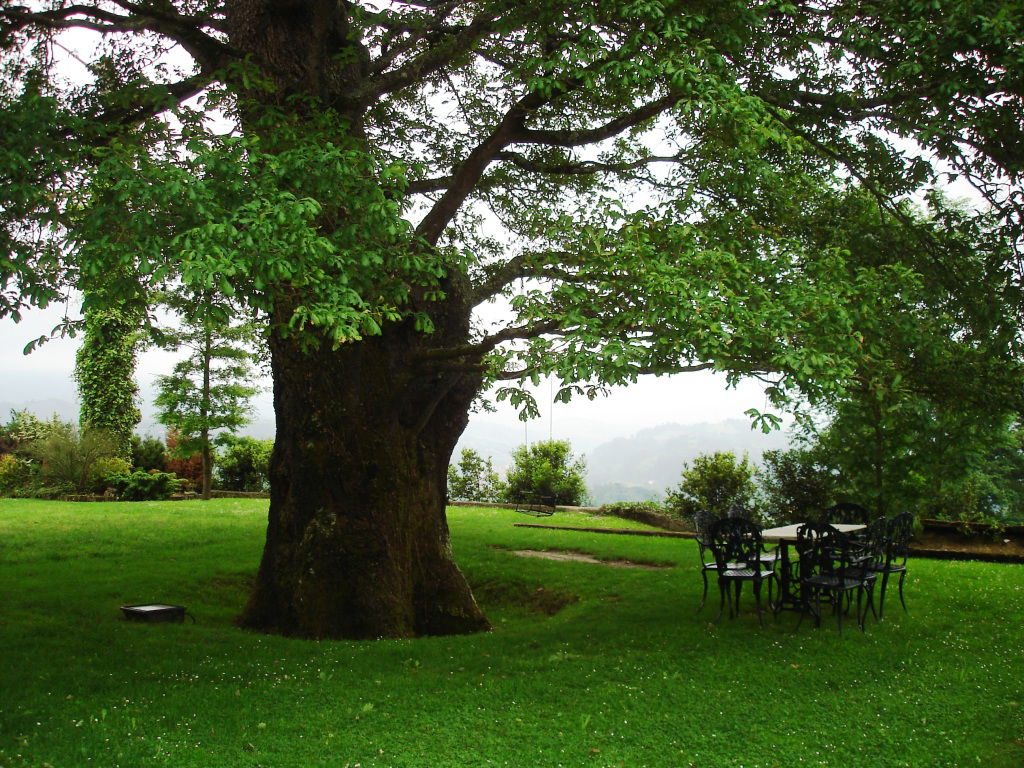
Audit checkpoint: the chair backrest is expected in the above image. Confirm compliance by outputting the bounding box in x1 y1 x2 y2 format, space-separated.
693 509 718 547
859 516 889 564
796 522 854 579
708 517 763 571
886 512 914 564
726 505 753 520
821 502 871 525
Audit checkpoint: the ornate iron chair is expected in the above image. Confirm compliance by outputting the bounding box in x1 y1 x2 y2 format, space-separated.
708 517 777 627
726 505 782 568
794 522 875 633
860 512 912 618
692 509 721 612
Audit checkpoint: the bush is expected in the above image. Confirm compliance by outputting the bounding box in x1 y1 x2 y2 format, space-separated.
502 440 588 507
0 410 70 457
447 448 504 502
0 453 35 495
109 470 182 501
665 451 759 521
215 436 273 492
27 425 121 494
130 434 167 472
90 456 133 494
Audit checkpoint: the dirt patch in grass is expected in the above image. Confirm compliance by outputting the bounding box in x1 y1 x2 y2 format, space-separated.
469 578 579 616
506 548 674 570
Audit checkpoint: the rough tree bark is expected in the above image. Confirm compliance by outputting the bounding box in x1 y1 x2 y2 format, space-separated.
239 299 490 638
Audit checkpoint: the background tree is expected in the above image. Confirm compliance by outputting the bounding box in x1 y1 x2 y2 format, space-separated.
447 448 504 503
215 436 273 494
154 292 260 499
665 451 759 520
130 434 167 473
2 0 1023 638
502 440 588 507
758 446 838 525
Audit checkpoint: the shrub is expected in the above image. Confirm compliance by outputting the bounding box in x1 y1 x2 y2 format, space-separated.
502 440 588 507
447 448 504 502
109 470 182 501
665 451 759 521
0 453 35 495
90 456 133 494
215 436 273 492
27 425 120 494
130 434 167 472
0 410 69 456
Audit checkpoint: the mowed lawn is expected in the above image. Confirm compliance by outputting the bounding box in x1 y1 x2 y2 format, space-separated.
0 499 1021 768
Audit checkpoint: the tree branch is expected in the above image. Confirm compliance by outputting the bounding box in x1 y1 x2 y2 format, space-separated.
360 1 510 100
511 92 678 147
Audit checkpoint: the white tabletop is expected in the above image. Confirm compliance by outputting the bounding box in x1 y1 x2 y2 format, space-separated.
760 523 865 543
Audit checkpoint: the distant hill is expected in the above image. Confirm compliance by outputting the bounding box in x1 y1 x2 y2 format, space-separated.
585 420 790 504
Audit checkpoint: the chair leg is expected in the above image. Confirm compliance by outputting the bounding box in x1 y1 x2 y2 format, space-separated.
754 580 764 628
734 580 742 616
836 590 844 634
856 588 865 633
897 570 908 612
714 581 726 623
878 570 891 619
698 569 709 612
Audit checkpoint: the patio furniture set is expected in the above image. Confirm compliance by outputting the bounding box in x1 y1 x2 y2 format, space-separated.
693 505 913 632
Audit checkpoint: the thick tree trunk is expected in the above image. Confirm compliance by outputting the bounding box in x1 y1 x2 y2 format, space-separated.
239 316 490 639
227 0 488 639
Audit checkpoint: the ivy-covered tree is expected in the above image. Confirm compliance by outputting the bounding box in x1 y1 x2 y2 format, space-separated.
154 292 260 499
2 1 1023 639
74 303 142 459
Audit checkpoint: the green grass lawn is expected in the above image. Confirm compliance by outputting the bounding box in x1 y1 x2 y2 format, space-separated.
0 499 1021 768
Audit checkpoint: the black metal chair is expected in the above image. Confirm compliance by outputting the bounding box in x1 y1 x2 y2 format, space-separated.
794 522 875 633
708 517 777 627
692 509 720 611
860 512 912 618
726 505 782 569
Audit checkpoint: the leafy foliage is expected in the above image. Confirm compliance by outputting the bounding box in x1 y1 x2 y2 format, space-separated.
0 453 33 495
90 456 132 494
502 440 588 507
665 451 759 520
447 448 504 503
163 429 202 490
215 436 273 493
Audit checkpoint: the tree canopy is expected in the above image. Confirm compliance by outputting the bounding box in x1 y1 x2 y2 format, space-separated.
2 0 1023 638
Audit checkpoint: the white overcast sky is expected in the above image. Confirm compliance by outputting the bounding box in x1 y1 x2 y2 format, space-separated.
0 298 777 444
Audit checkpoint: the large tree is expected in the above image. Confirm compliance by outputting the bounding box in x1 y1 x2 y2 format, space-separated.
2 0 1022 639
